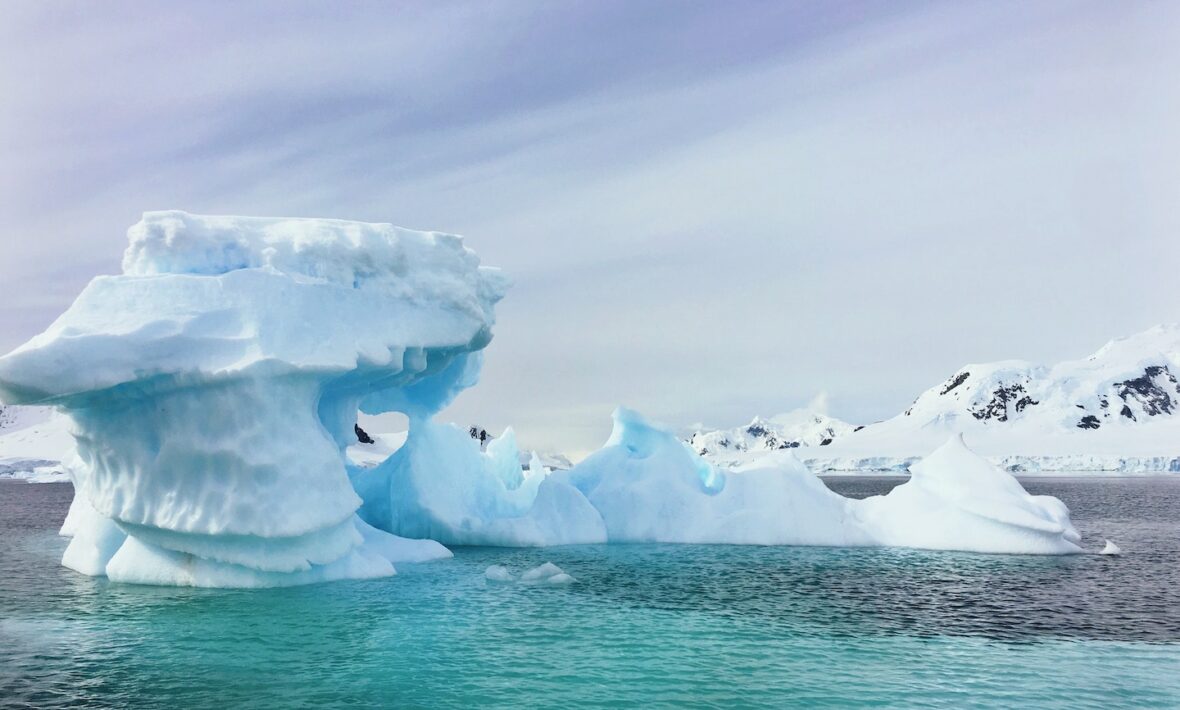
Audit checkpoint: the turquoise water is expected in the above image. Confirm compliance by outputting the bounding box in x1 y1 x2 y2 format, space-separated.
2 478 1179 708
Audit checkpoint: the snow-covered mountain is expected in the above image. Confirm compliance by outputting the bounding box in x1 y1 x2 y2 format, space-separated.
0 406 72 481
692 325 1180 473
898 323 1180 431
809 324 1180 472
687 411 858 466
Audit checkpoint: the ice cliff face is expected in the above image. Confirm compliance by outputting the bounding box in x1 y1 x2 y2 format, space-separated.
0 211 505 586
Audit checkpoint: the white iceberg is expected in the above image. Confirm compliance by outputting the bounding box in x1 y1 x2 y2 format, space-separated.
0 211 503 587
0 212 1088 589
556 409 1081 553
854 433 1082 554
555 408 871 546
352 419 606 547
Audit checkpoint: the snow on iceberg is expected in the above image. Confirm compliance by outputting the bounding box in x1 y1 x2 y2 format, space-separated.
351 418 606 547
554 409 1082 554
0 211 504 587
555 408 870 546
854 434 1083 554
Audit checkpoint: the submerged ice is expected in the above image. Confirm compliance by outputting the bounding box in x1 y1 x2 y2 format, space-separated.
0 212 1085 588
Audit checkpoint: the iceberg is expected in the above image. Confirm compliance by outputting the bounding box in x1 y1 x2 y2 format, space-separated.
0 211 1086 588
0 211 504 586
555 408 871 546
350 418 606 547
555 409 1081 553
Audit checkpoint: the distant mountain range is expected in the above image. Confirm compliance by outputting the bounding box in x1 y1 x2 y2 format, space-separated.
687 411 858 459
692 324 1180 472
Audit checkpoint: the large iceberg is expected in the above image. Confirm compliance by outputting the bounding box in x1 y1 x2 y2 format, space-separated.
355 404 1080 554
553 408 1080 553
0 211 505 586
0 212 1084 588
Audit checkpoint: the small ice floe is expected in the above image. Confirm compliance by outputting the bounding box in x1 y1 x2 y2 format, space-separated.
483 562 575 585
1100 539 1122 555
520 562 575 585
484 564 515 583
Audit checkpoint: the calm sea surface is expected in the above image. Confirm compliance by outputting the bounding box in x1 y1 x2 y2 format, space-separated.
1 477 1178 708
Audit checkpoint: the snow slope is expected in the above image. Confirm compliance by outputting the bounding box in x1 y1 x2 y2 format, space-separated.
0 407 73 481
700 325 1180 473
687 410 857 467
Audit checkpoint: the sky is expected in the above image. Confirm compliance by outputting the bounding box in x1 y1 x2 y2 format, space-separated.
1 1 1178 456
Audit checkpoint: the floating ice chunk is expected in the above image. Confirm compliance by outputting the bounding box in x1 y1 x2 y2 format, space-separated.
484 564 515 582
483 562 574 585
0 212 505 587
520 562 575 585
1100 539 1122 555
854 433 1083 554
519 562 563 581
483 561 571 582
556 412 1083 554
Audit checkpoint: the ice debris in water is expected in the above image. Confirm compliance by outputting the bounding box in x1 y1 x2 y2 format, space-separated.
484 564 515 583
484 562 574 585
520 561 575 584
1100 540 1122 555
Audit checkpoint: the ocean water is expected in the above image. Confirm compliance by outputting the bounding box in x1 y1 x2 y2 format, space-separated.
1 477 1178 709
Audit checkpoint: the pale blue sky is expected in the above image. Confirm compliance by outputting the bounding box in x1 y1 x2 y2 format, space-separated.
1 1 1178 454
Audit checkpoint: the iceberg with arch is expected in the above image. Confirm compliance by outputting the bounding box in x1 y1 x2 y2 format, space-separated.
0 211 503 586
0 212 1082 588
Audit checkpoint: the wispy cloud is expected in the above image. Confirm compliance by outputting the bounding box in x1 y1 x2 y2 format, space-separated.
1 1 1177 452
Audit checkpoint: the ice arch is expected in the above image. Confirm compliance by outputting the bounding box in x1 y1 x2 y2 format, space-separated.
0 211 507 586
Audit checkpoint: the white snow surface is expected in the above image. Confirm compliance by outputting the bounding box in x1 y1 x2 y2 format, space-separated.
688 410 856 463
697 325 1180 473
551 409 1082 553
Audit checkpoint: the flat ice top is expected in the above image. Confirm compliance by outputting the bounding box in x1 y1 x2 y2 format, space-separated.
122 211 500 289
0 212 508 403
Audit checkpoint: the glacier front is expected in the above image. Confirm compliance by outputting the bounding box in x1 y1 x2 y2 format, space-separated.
0 212 1087 588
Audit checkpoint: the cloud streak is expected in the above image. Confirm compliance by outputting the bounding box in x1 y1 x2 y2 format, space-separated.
1 0 1177 454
